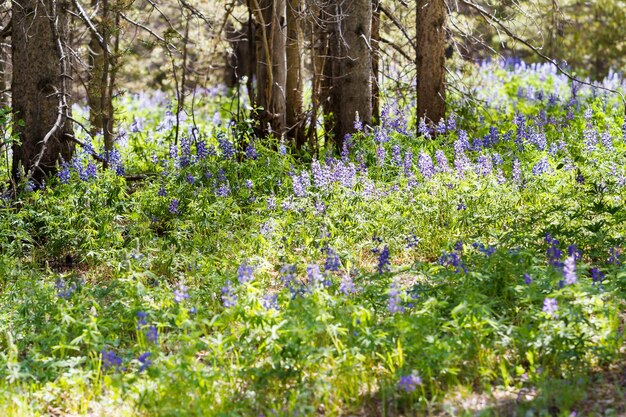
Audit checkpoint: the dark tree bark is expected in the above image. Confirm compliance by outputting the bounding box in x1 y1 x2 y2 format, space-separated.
286 0 304 147
371 0 381 125
416 0 447 124
253 0 287 137
327 0 372 150
12 0 74 183
87 0 105 135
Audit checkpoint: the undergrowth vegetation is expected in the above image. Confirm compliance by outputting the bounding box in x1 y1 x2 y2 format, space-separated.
1 61 625 416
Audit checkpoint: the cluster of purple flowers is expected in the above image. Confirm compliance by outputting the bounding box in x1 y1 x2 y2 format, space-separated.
173 284 189 303
221 281 237 308
237 261 255 284
55 278 77 299
387 278 405 314
439 250 467 273
136 311 158 344
398 371 422 392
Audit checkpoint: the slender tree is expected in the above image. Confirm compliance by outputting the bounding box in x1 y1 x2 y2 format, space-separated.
327 0 372 150
416 0 447 124
253 0 287 137
286 0 304 147
12 0 75 183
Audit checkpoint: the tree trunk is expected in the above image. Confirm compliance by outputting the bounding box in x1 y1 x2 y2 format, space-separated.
371 0 381 125
416 0 446 125
87 0 105 135
12 0 74 183
254 0 287 137
286 0 304 147
328 0 372 151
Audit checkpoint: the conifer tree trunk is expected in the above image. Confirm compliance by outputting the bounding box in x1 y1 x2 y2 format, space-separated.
286 0 304 147
371 0 381 124
328 0 372 150
416 0 446 124
253 0 287 137
12 0 74 183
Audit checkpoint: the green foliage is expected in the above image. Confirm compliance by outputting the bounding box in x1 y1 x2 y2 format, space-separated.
0 62 625 416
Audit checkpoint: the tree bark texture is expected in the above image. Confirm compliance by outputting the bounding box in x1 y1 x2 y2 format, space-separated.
254 0 287 137
12 0 74 183
285 0 304 147
416 0 446 124
328 0 372 150
371 0 381 125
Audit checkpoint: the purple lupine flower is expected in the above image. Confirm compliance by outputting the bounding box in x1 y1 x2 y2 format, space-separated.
291 172 308 197
136 311 148 329
387 278 404 314
439 251 467 273
457 130 471 151
545 234 564 268
376 146 386 166
339 271 356 295
266 196 276 211
311 159 329 189
216 182 231 197
590 267 604 285
447 114 457 131
398 372 422 392
418 118 431 138
435 150 450 173
306 263 326 287
436 118 447 134
158 186 167 197
245 179 254 189
600 131 614 151
138 352 152 372
583 126 598 153
130 117 144 133
453 144 471 177
314 200 326 215
101 349 124 371
563 256 577 285
261 293 279 310
221 281 237 308
186 174 195 184
524 273 533 285
608 247 621 265
622 120 626 143
245 144 258 160
532 156 550 176
169 198 180 214
173 284 189 303
492 153 503 166
567 244 582 260
218 135 236 159
55 278 77 299
391 144 402 166
377 246 390 275
406 234 420 249
529 130 547 151
85 161 97 180
237 261 255 284
476 154 493 177
58 162 71 184
324 248 341 272
403 150 414 177
145 325 158 344
418 152 435 180
278 144 287 155
512 159 522 184
543 298 558 316
196 140 207 159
